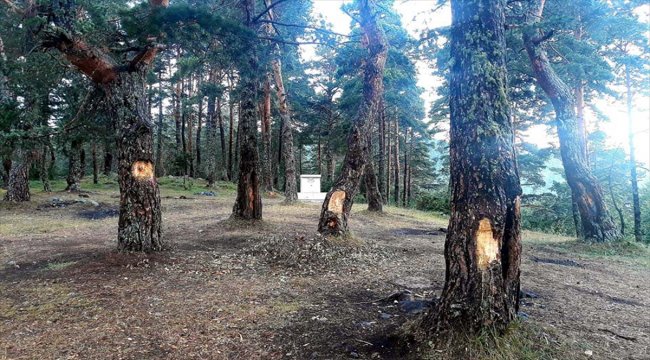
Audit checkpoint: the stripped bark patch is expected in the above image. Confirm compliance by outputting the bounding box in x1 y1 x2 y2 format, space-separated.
328 191 345 214
131 161 154 182
476 218 499 270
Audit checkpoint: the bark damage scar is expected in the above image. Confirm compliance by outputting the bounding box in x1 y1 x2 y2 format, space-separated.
328 190 346 215
476 218 499 270
131 161 154 182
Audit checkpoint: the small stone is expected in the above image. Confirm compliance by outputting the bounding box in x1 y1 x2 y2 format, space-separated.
349 351 359 358
584 350 593 357
379 312 392 320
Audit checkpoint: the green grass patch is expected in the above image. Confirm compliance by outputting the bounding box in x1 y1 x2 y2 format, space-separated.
550 240 650 268
45 261 78 271
421 320 571 360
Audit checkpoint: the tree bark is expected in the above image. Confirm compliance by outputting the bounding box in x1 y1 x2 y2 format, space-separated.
523 0 620 242
625 65 642 242
393 117 400 206
227 75 235 182
271 59 298 203
155 69 165 177
231 0 262 220
102 71 163 251
3 148 34 202
217 95 228 181
92 142 99 184
196 82 203 175
421 0 522 341
65 139 83 192
365 127 383 212
103 145 113 176
206 90 218 186
261 76 273 192
318 0 388 236
39 144 53 193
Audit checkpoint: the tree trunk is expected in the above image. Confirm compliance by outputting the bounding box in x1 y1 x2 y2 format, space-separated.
227 76 235 182
571 195 583 239
3 148 33 202
155 70 165 177
92 143 99 184
365 127 383 212
196 79 203 175
215 102 227 182
377 102 385 201
40 144 52 192
402 128 409 207
523 0 620 242
102 71 163 251
271 58 298 203
318 0 387 236
206 92 218 186
393 117 400 206
625 65 642 242
174 80 182 151
103 145 113 176
421 0 522 341
232 0 262 220
65 139 83 192
364 160 383 212
261 76 273 192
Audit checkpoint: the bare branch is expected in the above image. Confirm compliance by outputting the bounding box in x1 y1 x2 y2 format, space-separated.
257 19 356 38
252 0 291 24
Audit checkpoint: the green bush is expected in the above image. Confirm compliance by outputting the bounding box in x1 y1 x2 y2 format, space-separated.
415 191 450 214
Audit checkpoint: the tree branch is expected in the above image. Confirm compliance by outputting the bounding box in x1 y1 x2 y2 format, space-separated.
257 19 356 38
252 0 291 24
42 26 117 84
531 29 554 45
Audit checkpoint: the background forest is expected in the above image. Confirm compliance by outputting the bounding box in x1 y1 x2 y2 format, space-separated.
1 0 648 241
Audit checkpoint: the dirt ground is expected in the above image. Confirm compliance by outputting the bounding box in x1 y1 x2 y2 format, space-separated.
0 182 648 360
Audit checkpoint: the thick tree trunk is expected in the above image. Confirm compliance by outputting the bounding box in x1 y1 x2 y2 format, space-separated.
155 70 165 177
65 140 83 192
625 65 642 242
232 0 262 220
271 59 298 203
571 195 583 238
1 158 10 189
227 76 235 182
523 0 620 242
3 148 34 202
421 0 522 341
261 77 273 192
364 160 383 212
102 71 163 251
318 0 387 236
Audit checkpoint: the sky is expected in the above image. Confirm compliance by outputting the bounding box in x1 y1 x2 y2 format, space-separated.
306 0 650 168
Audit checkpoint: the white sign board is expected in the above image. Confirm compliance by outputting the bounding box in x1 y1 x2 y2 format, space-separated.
298 174 326 201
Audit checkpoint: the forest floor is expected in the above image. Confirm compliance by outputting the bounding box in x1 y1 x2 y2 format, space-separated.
0 176 648 360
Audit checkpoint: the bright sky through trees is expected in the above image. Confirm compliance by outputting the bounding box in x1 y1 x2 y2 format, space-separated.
308 0 650 168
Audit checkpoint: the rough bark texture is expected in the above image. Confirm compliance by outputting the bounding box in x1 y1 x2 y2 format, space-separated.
393 117 400 205
523 0 620 243
155 70 165 178
231 0 262 220
227 76 235 182
271 59 298 203
40 144 52 192
65 140 83 192
421 0 522 342
318 0 387 236
217 96 228 181
102 71 163 251
3 148 34 202
364 161 383 212
206 92 219 186
261 77 273 192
